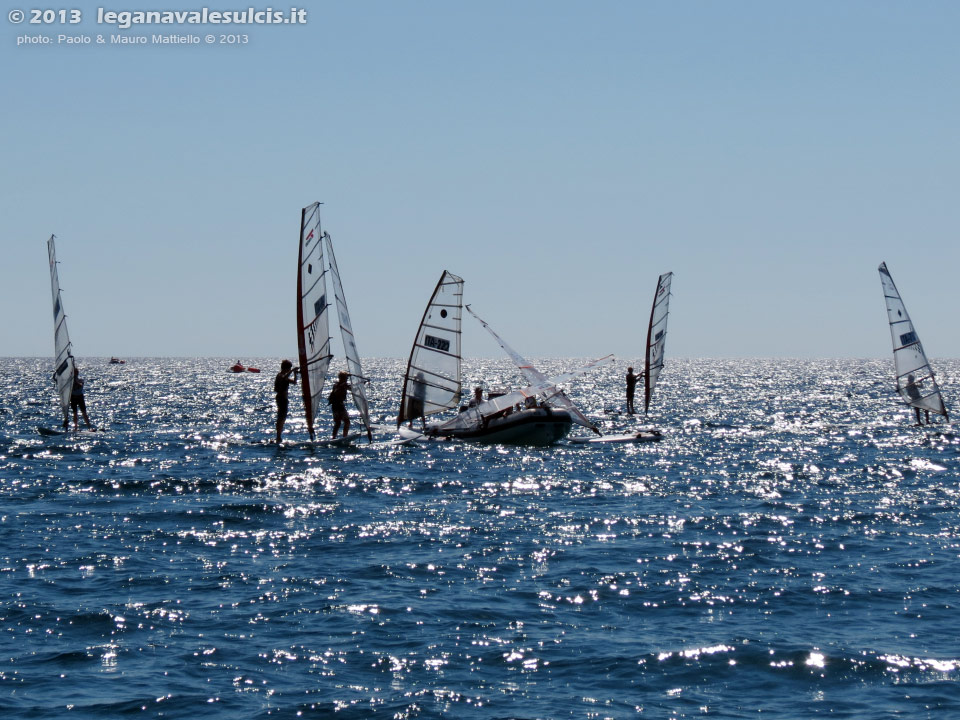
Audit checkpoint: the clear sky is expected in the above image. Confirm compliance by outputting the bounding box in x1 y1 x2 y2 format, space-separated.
2 1 958 360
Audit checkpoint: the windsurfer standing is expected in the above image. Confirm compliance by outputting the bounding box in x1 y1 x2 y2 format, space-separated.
69 368 92 430
274 359 298 443
329 371 352 438
625 366 644 415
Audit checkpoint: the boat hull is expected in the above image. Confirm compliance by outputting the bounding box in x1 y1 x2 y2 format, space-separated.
434 408 573 445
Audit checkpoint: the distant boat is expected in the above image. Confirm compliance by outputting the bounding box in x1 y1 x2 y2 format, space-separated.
397 271 611 445
878 262 949 424
296 202 372 442
109 357 125 365
229 362 260 373
643 272 673 414
47 235 75 427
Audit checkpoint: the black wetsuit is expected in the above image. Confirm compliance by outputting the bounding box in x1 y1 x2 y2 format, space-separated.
275 371 295 418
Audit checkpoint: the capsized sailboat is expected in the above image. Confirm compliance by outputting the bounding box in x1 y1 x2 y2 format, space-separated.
296 202 373 441
878 262 949 424
465 304 601 436
397 272 610 445
48 235 75 428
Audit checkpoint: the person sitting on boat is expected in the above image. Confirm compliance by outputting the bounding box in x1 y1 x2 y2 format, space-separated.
274 359 298 443
69 369 92 431
328 371 352 438
467 386 484 409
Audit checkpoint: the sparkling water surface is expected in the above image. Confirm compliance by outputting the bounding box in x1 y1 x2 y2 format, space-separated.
1 357 959 719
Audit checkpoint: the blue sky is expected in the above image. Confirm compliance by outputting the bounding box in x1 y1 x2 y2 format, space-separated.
2 1 958 360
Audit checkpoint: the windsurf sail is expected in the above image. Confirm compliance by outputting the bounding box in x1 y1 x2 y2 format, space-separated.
878 262 948 421
325 231 373 442
47 235 75 425
465 304 600 434
438 354 615 432
397 271 464 427
297 202 333 441
644 272 673 414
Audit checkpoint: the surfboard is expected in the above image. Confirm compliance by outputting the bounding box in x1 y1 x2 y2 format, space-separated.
38 426 106 437
569 430 663 444
313 431 362 447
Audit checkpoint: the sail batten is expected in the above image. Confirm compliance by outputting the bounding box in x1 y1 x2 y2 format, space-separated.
878 262 948 421
644 272 673 414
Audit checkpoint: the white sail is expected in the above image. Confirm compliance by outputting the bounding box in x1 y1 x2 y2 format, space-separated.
325 231 372 441
398 271 463 427
878 262 948 420
297 202 333 440
644 271 673 414
438 354 615 432
47 235 75 422
465 304 600 433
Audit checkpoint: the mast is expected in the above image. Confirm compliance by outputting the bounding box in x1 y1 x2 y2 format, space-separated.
325 232 373 442
397 271 463 427
297 203 333 441
48 235 75 425
878 262 948 421
644 272 673 414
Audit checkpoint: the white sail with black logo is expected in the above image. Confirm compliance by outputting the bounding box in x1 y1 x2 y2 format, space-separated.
397 271 463 427
47 234 75 422
297 202 333 440
644 272 673 414
464 304 600 434
325 231 372 441
878 262 948 420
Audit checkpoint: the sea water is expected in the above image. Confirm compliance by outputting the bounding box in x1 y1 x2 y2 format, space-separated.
0 357 958 719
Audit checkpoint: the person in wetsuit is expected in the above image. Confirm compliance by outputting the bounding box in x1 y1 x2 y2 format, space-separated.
625 366 644 415
328 371 352 438
274 359 298 443
69 368 92 430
